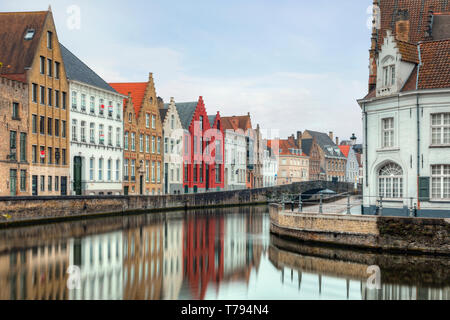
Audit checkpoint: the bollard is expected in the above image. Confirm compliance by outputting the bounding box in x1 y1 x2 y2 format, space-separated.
347 194 351 215
319 194 323 214
298 194 302 213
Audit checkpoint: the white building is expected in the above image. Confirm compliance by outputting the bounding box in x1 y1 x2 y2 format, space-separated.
339 140 360 186
358 30 450 217
223 215 247 276
262 145 278 187
61 44 124 195
160 98 184 195
222 117 247 190
69 231 123 300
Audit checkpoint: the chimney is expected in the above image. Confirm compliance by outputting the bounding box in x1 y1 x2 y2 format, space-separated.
296 131 302 148
329 131 334 141
335 137 339 146
395 9 410 42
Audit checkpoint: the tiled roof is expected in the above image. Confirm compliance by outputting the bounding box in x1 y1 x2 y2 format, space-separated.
417 39 450 89
301 139 313 156
174 102 198 130
397 40 419 63
109 82 147 116
268 139 306 157
304 130 345 158
338 145 351 158
221 115 252 132
377 1 450 50
0 11 48 77
60 44 117 93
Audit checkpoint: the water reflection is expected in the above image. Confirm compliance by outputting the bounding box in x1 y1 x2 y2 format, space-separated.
0 206 448 300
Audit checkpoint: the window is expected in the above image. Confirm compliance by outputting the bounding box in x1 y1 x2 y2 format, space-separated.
146 161 149 182
40 146 45 164
48 176 52 192
124 132 129 150
32 146 37 164
81 121 86 142
72 91 77 109
184 162 188 182
391 65 396 86
55 176 59 192
48 147 52 164
12 102 19 119
157 137 161 154
184 136 189 155
146 135 149 153
157 162 161 183
62 92 67 109
116 160 120 181
20 133 26 162
55 148 60 165
62 149 66 165
62 120 66 138
131 133 136 151
216 164 221 183
108 101 113 118
98 158 103 181
90 123 95 143
55 90 60 108
131 160 135 181
116 103 121 120
378 162 403 199
99 124 104 145
152 115 156 129
165 138 168 153
32 84 37 103
152 161 155 183
24 29 35 40
107 159 112 181
116 128 121 147
431 165 450 200
39 116 45 134
128 113 132 123
146 114 150 128
47 59 52 77
124 159 129 180
140 134 144 152
40 176 45 192
382 118 394 148
40 56 45 74
55 62 60 79
48 88 52 106
40 86 45 104
47 117 52 135
431 113 450 145
9 131 16 161
108 126 113 146
90 96 95 114
20 170 26 192
171 115 175 129
152 136 155 153
81 94 86 112
89 158 94 181
99 99 104 116
72 120 77 141
47 31 52 49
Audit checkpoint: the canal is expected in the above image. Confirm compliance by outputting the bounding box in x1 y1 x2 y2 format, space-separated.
0 205 449 300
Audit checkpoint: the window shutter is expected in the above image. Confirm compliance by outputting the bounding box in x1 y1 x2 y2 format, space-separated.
418 177 430 202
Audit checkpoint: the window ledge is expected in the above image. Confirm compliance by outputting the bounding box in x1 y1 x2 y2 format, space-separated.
376 147 400 153
429 145 450 149
429 199 450 203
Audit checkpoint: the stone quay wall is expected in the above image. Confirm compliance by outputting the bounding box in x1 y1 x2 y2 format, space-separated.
269 203 450 255
0 181 357 226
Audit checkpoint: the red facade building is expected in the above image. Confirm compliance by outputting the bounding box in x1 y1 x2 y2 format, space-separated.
176 97 224 193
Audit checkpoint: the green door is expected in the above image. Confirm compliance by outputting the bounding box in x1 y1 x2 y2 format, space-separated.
10 169 17 196
73 156 82 195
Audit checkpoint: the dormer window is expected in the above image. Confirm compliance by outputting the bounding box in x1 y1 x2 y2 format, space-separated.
24 29 35 40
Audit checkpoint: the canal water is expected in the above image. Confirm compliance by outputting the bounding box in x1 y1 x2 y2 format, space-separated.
0 205 448 300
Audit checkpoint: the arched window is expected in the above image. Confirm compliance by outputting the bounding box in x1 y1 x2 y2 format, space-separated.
378 162 403 199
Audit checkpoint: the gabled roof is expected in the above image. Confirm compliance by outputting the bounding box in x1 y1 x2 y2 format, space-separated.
60 43 117 94
174 102 198 130
268 139 306 157
301 139 313 156
304 130 345 158
396 40 419 63
221 115 252 132
338 145 351 158
0 11 48 81
109 82 147 116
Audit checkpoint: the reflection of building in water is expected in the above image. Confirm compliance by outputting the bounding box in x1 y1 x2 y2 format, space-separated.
362 283 450 300
0 242 69 300
224 215 247 277
123 224 163 300
162 220 184 300
182 215 224 300
246 211 267 273
69 231 123 300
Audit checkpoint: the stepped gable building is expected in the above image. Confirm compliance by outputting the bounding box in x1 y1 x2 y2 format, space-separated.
159 97 183 195
174 97 224 193
110 74 163 195
0 76 29 196
61 44 124 195
0 9 70 195
359 1 450 216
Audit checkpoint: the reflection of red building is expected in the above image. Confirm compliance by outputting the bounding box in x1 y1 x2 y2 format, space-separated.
177 97 224 193
183 215 224 300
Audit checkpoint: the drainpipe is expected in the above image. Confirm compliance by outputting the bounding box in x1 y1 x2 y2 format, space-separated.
416 44 422 210
363 103 368 188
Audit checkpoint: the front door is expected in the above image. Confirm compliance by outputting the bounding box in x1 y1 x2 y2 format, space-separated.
9 170 17 196
139 175 143 195
124 186 129 196
61 176 67 195
73 156 82 195
32 175 38 196
164 163 168 194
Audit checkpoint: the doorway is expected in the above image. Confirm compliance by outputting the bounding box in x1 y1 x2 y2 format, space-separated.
9 169 17 196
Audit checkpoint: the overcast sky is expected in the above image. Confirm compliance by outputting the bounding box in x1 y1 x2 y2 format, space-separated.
1 0 372 142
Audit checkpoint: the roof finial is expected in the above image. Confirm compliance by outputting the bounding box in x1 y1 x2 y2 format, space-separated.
48 5 52 12
149 72 153 81
170 97 175 103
